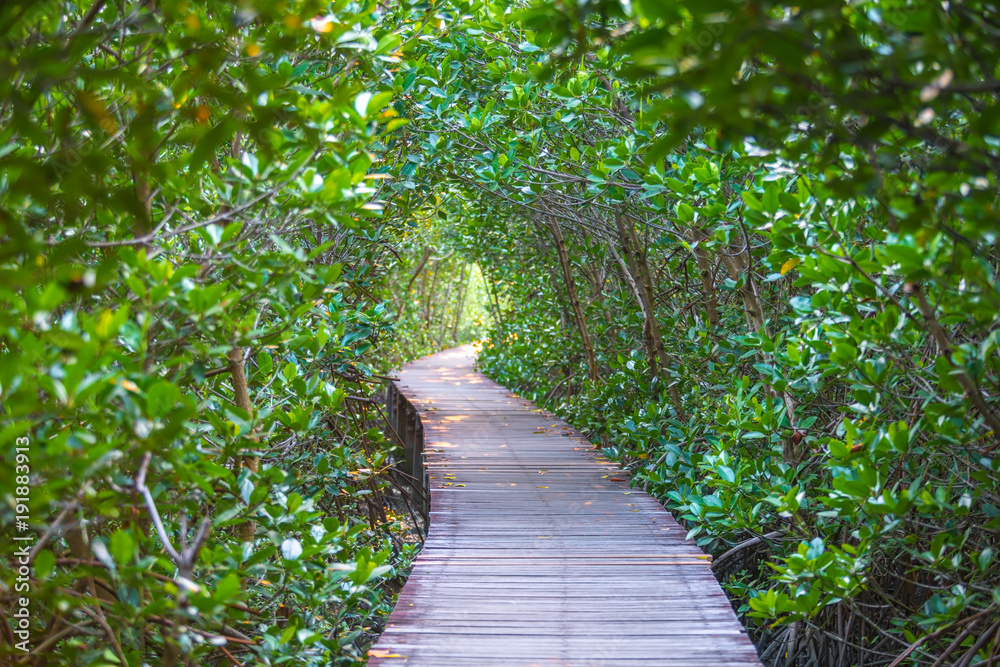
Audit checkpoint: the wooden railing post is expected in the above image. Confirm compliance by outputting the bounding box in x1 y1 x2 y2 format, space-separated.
386 383 427 517
412 417 424 512
386 384 395 428
412 415 431 516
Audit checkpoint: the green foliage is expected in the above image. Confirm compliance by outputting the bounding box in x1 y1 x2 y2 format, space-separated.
388 1 1000 664
5 0 1000 664
0 2 422 664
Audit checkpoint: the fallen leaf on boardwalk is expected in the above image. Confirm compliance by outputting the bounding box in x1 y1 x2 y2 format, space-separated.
610 477 625 482
368 649 404 658
537 485 548 488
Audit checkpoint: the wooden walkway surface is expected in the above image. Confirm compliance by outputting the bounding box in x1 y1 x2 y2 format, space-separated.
368 346 762 666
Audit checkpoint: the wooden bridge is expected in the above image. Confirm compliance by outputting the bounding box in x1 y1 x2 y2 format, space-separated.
369 346 762 666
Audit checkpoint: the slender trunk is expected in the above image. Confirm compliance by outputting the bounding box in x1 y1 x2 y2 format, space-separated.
544 260 574 390
419 260 432 326
719 239 765 333
397 247 432 318
436 277 454 349
547 218 599 383
451 265 469 343
691 226 720 329
613 215 684 418
423 260 440 327
608 243 659 376
227 347 257 542
483 270 505 334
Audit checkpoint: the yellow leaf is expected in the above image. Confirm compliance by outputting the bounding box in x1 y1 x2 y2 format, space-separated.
780 257 800 275
368 649 404 658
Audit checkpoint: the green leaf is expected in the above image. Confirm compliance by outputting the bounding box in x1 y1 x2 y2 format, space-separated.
257 351 273 376
34 550 56 579
374 33 401 56
717 465 736 484
215 572 241 603
146 381 180 417
367 91 394 116
676 202 694 223
109 530 135 566
742 191 763 212
763 186 780 215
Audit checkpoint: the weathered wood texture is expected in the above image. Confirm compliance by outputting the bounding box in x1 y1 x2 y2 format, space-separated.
369 346 762 666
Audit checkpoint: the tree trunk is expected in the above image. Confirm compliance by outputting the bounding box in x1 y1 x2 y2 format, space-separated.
450 265 469 343
398 247 432 318
436 274 454 349
613 214 685 418
421 260 436 326
483 269 505 334
608 243 659 376
691 225 720 330
227 346 258 542
718 235 765 333
547 218 599 383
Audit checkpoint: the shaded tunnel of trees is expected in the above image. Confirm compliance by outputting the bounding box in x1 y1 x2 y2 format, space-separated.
2 1 1000 665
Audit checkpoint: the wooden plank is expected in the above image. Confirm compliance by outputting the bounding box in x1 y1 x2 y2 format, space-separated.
368 345 762 666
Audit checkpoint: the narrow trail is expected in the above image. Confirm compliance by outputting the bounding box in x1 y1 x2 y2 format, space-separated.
368 346 762 666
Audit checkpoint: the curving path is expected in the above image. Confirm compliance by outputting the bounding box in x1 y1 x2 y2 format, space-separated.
368 346 762 666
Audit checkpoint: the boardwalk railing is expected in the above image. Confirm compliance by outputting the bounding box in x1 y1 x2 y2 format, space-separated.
385 382 428 516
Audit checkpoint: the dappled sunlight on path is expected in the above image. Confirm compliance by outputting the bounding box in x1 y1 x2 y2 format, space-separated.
368 346 762 666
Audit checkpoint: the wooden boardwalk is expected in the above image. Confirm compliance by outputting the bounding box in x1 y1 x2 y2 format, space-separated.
369 346 762 666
